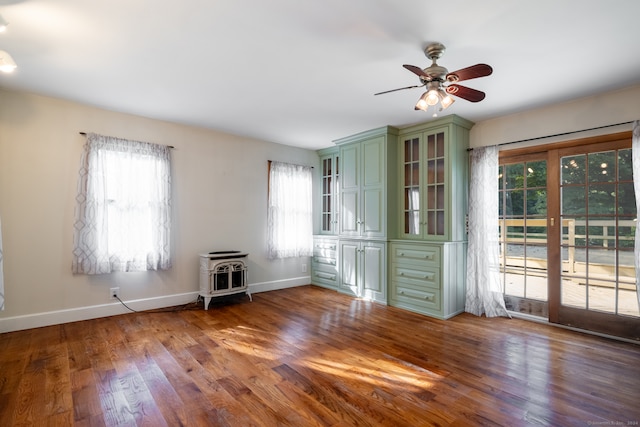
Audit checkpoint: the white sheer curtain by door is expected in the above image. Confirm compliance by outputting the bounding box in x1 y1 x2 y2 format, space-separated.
465 145 510 317
267 161 313 259
72 133 172 274
632 120 640 308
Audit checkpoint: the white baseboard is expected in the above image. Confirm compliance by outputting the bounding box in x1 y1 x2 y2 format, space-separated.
249 275 310 294
0 277 311 333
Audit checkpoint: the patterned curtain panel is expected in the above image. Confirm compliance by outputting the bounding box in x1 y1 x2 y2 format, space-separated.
633 120 640 308
0 215 4 310
465 146 510 317
267 161 313 259
72 133 172 274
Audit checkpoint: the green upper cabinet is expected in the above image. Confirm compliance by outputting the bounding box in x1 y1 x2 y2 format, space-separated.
335 126 398 239
317 147 339 235
398 115 473 242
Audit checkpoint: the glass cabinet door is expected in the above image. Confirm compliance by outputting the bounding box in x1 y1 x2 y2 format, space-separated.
320 154 339 234
400 128 448 239
425 130 446 237
402 136 421 236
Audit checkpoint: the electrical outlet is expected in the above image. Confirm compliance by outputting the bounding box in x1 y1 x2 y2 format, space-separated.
110 287 120 300
302 263 307 273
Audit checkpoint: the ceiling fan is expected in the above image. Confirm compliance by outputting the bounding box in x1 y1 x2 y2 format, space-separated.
375 42 493 115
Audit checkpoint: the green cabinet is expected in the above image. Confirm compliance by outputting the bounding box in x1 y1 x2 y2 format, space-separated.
389 241 466 319
311 236 339 290
398 115 472 241
335 126 398 239
313 115 471 317
332 126 397 304
339 239 386 303
390 115 473 319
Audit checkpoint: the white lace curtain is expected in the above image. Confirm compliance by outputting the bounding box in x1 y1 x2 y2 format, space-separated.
267 161 313 259
632 120 640 308
72 133 172 274
465 145 510 317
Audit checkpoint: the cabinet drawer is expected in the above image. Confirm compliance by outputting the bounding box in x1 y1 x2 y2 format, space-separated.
313 258 336 270
391 264 440 290
391 244 440 267
313 239 338 258
313 256 337 267
392 283 441 311
314 241 337 251
312 269 338 282
312 259 338 287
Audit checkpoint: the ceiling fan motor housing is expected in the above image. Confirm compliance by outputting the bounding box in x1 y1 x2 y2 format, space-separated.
421 43 448 82
420 64 448 83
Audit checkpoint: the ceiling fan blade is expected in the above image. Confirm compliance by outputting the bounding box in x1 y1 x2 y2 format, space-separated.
446 84 486 102
446 64 493 83
403 64 431 80
374 84 424 96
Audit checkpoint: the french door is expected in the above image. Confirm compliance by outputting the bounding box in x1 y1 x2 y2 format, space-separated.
499 132 640 340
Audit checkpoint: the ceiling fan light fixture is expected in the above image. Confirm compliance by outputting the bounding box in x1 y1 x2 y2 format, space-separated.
0 50 17 73
415 91 430 110
440 92 455 109
425 89 440 106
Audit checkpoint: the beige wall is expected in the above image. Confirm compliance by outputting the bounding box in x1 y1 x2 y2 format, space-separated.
0 89 319 331
470 84 640 149
2 83 639 331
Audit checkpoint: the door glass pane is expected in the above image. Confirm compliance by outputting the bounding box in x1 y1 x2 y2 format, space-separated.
562 186 585 215
505 190 524 216
561 155 585 184
505 164 524 189
588 151 615 183
560 149 639 318
588 183 615 214
618 148 632 181
499 160 549 315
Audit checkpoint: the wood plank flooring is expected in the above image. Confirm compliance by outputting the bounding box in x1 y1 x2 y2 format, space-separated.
1 285 639 426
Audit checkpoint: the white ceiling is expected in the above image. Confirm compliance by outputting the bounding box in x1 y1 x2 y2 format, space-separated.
2 0 640 150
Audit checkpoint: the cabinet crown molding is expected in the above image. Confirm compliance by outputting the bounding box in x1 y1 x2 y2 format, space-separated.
333 125 399 146
399 114 474 135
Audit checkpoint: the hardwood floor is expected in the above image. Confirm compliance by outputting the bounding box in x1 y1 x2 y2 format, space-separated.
1 285 639 426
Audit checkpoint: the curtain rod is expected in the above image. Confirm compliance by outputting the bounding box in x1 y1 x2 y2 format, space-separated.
79 132 174 149
268 160 314 168
467 120 634 151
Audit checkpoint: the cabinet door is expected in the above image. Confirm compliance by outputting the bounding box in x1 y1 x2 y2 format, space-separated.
361 137 386 238
399 134 423 239
319 154 339 234
361 242 386 303
398 126 451 240
339 241 359 296
340 144 360 236
423 127 448 239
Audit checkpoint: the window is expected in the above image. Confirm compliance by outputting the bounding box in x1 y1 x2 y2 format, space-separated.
267 161 313 259
72 133 172 274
